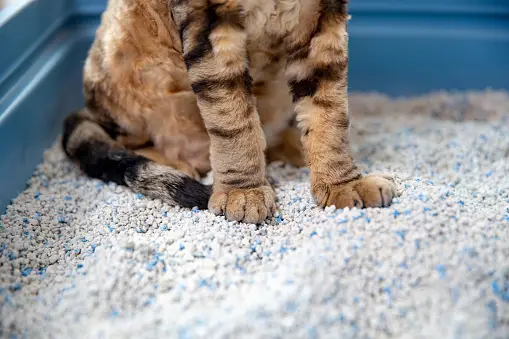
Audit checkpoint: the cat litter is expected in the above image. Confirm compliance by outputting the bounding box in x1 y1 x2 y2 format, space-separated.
1 90 509 338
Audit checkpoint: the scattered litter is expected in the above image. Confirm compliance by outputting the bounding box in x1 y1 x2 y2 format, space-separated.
1 91 509 338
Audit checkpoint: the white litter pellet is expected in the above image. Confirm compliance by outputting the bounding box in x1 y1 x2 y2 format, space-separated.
1 90 509 338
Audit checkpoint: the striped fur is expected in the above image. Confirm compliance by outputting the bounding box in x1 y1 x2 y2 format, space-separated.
62 110 211 209
62 0 396 223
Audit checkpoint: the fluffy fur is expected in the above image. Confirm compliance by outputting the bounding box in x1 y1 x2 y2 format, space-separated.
62 0 396 223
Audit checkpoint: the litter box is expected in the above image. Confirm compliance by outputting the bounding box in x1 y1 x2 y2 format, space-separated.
1 0 508 211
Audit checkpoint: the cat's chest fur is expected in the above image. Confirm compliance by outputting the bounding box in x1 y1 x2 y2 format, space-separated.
235 0 320 45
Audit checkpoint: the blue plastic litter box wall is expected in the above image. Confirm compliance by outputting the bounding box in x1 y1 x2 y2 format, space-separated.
0 0 508 211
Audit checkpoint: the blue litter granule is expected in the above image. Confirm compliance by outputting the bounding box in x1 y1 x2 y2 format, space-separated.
285 301 298 313
423 207 431 212
275 215 283 224
415 178 421 182
191 206 199 213
383 287 392 304
491 280 509 302
338 228 348 235
435 265 447 279
279 245 288 254
394 230 408 241
393 210 400 218
486 300 498 329
179 243 185 250
8 252 16 260
21 268 32 276
34 192 41 200
58 216 66 223
107 224 114 232
353 212 365 220
23 218 29 224
64 196 72 201
77 264 83 269
309 231 318 238
337 217 348 224
235 260 247 274
427 180 434 185
111 310 119 317
462 247 478 257
136 193 143 199
80 237 87 243
306 326 317 339
457 200 465 206
414 239 421 249
90 244 97 253
146 260 158 271
9 283 21 291
144 296 154 306
485 170 494 177
161 225 168 231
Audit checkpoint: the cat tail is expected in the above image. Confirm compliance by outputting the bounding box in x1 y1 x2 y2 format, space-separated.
61 109 212 209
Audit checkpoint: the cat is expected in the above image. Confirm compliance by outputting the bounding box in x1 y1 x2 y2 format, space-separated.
62 0 397 224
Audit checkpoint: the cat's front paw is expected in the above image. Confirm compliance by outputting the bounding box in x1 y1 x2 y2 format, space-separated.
208 185 276 224
312 175 397 209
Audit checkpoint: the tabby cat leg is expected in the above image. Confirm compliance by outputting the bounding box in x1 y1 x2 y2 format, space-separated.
285 2 396 208
172 1 275 223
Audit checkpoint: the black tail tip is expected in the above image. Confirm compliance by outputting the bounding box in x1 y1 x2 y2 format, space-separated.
173 176 212 210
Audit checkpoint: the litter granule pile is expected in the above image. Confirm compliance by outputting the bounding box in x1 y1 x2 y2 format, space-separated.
1 90 509 338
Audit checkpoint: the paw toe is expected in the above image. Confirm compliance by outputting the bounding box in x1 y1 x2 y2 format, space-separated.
327 186 363 209
208 192 228 215
225 191 247 221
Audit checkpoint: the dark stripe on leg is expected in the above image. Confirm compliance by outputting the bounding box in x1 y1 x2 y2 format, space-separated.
288 65 345 102
208 123 252 139
182 5 245 69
